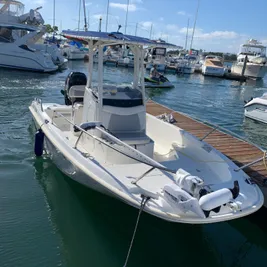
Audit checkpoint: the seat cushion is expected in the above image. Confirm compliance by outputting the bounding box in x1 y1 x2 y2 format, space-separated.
115 132 151 145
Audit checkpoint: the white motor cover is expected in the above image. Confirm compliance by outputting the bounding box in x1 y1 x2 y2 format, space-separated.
163 184 206 219
175 168 204 197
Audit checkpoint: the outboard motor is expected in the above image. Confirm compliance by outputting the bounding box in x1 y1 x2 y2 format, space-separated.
64 72 87 105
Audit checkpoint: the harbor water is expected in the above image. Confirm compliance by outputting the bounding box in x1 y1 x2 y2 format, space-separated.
1 61 267 267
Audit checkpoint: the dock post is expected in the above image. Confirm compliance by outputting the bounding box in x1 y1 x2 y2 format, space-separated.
241 55 248 77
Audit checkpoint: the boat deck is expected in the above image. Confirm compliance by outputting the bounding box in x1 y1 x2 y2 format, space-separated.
205 59 224 68
146 100 267 206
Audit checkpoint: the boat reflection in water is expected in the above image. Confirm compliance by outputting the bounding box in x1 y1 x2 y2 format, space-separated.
34 158 220 267
34 157 267 267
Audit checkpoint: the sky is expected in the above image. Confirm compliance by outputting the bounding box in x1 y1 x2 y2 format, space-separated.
23 0 267 53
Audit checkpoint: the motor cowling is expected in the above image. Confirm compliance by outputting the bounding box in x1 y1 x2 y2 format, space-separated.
64 72 87 105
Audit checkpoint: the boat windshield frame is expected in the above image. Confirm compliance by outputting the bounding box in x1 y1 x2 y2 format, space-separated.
0 0 24 16
239 44 266 57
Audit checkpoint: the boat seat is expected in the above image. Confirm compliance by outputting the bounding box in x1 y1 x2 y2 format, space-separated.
45 105 72 118
68 85 86 103
115 132 151 145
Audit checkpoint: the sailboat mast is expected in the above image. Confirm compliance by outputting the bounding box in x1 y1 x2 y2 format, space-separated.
185 18 189 51
105 0 110 32
149 23 153 39
124 0 129 34
53 0 55 28
189 0 200 51
78 0 81 30
83 0 87 31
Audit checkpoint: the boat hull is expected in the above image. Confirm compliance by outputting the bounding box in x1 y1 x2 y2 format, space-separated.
231 63 267 79
44 135 111 195
245 107 267 124
177 66 195 74
146 63 166 71
0 45 58 73
202 66 225 77
62 48 87 60
30 101 263 224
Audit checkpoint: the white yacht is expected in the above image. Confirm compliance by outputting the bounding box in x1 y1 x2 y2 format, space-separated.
231 39 267 79
175 52 196 74
29 30 263 224
145 43 168 71
0 23 59 72
202 55 225 77
244 93 267 123
0 0 66 72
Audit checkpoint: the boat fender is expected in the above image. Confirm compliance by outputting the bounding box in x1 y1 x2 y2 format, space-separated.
163 184 206 218
199 188 232 212
34 129 44 157
199 182 239 212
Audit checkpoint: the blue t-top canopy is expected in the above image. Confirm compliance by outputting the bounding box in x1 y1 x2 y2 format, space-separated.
62 30 178 48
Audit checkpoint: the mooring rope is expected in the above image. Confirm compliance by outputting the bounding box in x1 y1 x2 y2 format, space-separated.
123 195 150 267
263 151 267 172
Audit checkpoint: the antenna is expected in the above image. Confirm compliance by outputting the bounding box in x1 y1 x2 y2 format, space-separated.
105 0 110 32
117 24 122 32
99 16 102 32
88 9 90 29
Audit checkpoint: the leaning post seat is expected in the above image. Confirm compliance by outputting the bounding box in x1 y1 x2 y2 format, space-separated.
99 85 154 157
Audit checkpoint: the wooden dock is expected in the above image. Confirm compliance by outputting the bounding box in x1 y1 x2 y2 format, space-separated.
146 101 267 206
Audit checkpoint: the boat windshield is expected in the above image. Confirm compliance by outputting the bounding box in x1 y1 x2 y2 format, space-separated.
0 0 24 16
0 27 14 43
152 47 166 56
240 45 266 56
185 55 197 61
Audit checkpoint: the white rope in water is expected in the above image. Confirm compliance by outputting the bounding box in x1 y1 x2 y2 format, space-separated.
123 195 150 267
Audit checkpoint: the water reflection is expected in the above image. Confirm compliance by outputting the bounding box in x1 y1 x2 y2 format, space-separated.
34 158 223 267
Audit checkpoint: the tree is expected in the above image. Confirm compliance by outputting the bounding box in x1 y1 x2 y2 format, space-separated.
44 24 59 33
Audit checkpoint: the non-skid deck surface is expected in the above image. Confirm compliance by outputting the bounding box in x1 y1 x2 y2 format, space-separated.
146 101 267 187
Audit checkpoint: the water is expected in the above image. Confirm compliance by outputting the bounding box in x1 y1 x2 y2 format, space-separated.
1 61 267 267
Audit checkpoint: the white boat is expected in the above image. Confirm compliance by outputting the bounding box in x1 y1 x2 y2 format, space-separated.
145 43 168 71
202 55 225 77
0 0 66 72
231 39 267 79
29 30 263 224
174 51 196 74
0 23 58 72
244 93 267 123
187 51 203 73
61 41 87 60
